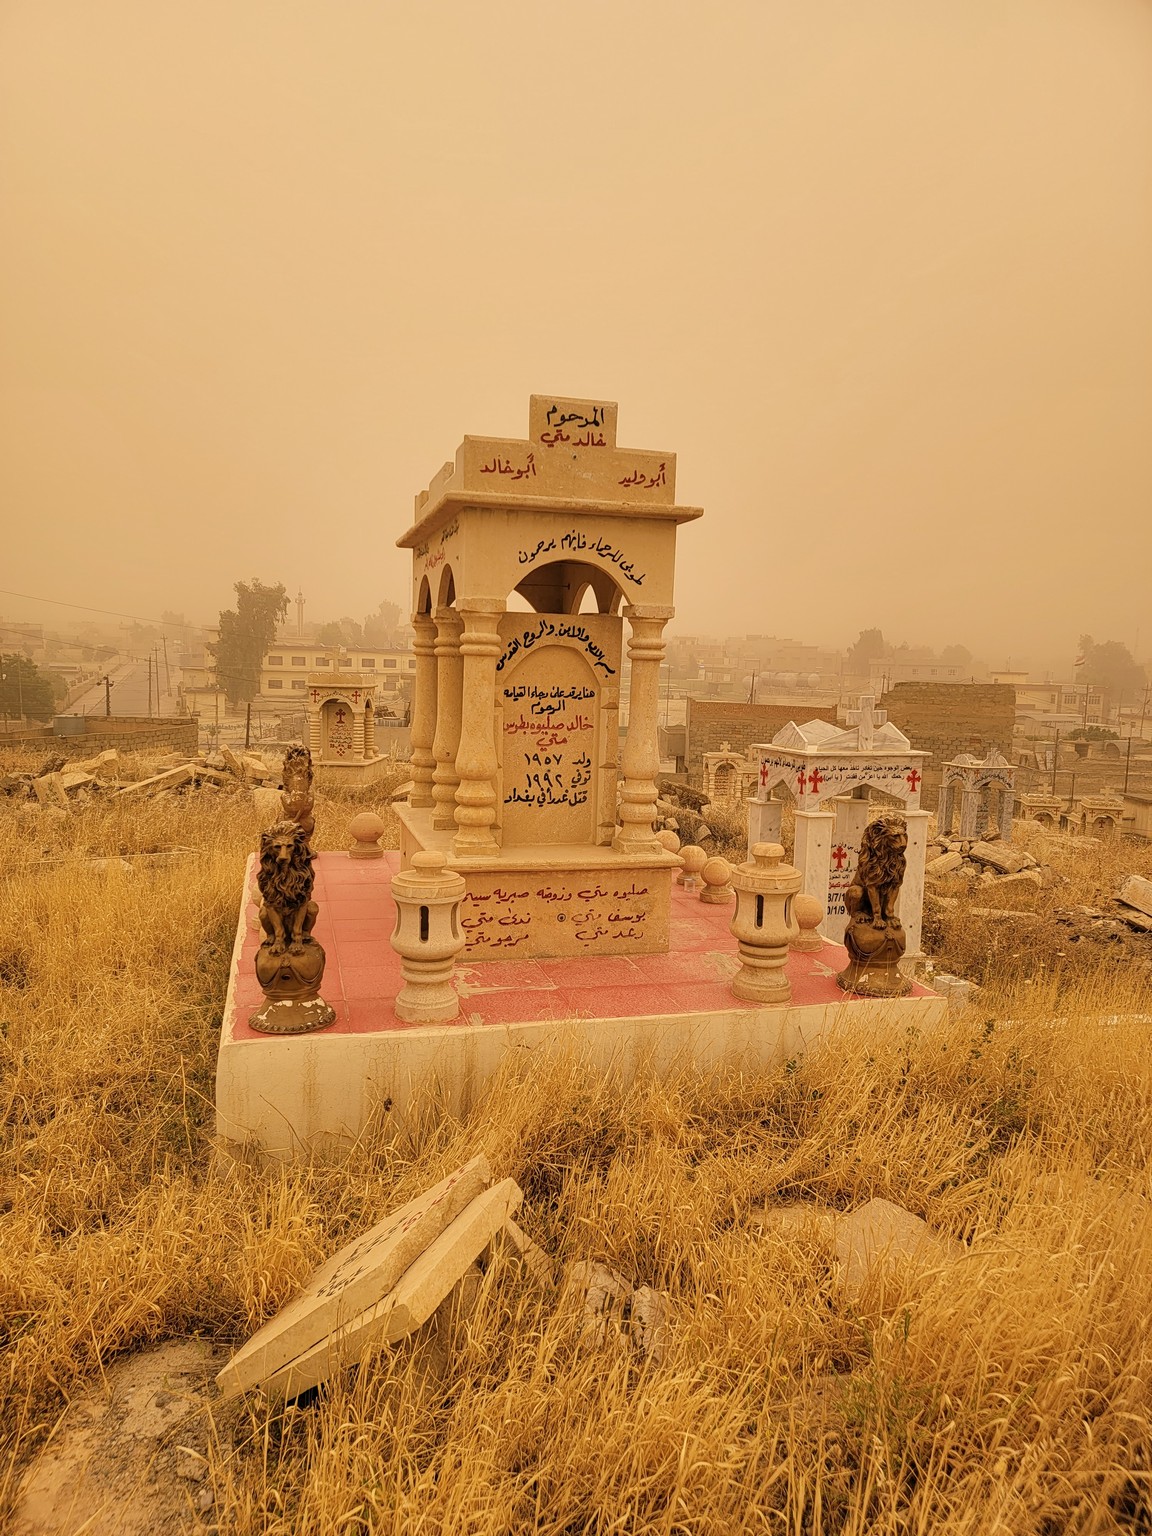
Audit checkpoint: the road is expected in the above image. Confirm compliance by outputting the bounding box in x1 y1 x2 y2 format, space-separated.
69 658 180 718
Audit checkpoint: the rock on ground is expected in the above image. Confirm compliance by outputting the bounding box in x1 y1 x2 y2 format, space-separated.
12 1341 226 1536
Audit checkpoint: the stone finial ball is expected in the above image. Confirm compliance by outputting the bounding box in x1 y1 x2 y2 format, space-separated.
680 845 707 876
656 829 681 853
412 850 448 871
794 893 824 931
699 856 734 903
701 856 731 888
347 810 386 859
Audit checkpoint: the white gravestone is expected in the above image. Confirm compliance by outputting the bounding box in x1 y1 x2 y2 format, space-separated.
217 1155 493 1400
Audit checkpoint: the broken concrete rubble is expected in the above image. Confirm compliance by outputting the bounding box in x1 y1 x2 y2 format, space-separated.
1119 875 1152 921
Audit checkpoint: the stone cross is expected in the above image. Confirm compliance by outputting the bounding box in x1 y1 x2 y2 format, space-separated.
845 695 887 752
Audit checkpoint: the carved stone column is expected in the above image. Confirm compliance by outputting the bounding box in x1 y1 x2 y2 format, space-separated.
614 605 672 854
351 704 366 760
431 607 464 831
453 599 504 856
308 701 323 758
364 705 376 759
409 612 438 808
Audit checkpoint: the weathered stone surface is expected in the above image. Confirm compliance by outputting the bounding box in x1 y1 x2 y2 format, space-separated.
969 841 1028 874
497 1218 555 1285
926 851 963 877
992 870 1043 893
833 1197 962 1298
118 765 194 798
1119 875 1152 920
566 1261 633 1349
12 1341 224 1536
630 1286 673 1364
263 1178 522 1401
217 1156 492 1400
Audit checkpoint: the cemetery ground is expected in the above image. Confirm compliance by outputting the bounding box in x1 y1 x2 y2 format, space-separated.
2 753 1152 1535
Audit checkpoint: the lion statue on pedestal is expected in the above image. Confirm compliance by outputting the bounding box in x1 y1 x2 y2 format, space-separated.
250 820 334 1033
836 813 913 998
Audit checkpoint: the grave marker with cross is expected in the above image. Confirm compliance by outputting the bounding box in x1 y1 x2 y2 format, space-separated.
845 695 887 752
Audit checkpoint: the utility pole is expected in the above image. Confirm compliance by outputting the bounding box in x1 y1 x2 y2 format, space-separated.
147 654 153 717
1123 736 1134 797
1050 728 1060 794
104 674 112 718
162 637 171 698
245 700 252 750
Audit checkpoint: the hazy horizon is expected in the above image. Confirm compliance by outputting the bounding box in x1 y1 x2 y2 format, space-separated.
2 1 1150 677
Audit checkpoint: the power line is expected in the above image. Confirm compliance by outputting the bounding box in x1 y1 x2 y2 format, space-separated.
0 588 201 631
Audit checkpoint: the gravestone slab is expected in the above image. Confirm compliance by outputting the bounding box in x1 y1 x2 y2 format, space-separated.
262 1178 522 1400
1119 875 1152 920
216 1155 492 1400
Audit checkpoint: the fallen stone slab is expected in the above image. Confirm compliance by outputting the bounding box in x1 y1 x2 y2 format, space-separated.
926 851 963 877
991 870 1043 892
497 1218 556 1285
262 1178 522 1401
58 771 97 794
566 1261 634 1350
630 1286 674 1365
969 841 1029 875
217 1154 493 1401
118 765 195 798
1119 875 1152 920
833 1197 963 1299
32 773 69 810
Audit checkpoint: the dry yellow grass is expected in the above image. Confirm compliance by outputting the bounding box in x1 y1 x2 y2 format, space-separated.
2 772 1152 1533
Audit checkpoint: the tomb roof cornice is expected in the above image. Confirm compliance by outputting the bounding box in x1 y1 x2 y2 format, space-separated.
397 489 703 550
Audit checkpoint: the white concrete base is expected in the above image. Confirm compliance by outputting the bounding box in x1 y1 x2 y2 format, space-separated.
216 992 946 1162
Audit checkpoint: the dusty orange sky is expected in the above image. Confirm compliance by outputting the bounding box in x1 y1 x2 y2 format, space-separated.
1 0 1149 672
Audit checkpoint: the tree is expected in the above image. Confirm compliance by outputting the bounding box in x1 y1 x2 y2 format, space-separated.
317 622 344 648
0 653 56 721
210 579 288 706
363 599 402 646
1077 635 1146 709
847 628 886 674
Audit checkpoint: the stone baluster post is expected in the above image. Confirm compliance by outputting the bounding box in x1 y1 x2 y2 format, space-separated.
898 808 932 964
999 785 1015 841
958 784 981 840
937 780 954 838
747 797 783 847
614 605 672 854
364 704 376 759
351 701 366 760
792 809 835 922
409 612 438 809
453 599 504 856
308 700 323 758
431 607 464 831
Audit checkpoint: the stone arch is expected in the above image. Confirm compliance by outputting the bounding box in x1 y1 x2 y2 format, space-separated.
511 559 623 616
437 565 456 609
416 575 433 616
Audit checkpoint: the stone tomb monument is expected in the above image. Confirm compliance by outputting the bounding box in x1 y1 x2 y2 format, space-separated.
937 748 1017 841
395 395 702 959
747 697 930 954
305 663 389 786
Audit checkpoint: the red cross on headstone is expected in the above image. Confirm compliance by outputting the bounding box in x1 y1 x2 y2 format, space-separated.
796 769 808 795
335 706 347 725
759 760 770 788
906 768 922 793
831 844 849 871
807 767 824 796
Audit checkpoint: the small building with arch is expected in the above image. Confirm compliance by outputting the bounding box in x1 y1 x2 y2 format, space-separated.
304 670 389 785
395 395 703 958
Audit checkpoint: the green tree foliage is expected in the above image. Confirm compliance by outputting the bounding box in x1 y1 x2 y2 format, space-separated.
210 579 288 706
316 622 344 648
1078 635 1146 707
0 653 57 721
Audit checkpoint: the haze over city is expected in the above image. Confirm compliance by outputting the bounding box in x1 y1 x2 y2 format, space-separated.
2 0 1150 673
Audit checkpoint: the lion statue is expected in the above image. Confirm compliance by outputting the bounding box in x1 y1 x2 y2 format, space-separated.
836 813 912 998
846 814 907 930
280 744 315 841
256 820 318 956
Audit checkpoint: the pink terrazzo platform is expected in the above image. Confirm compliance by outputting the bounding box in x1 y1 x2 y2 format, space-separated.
229 852 935 1042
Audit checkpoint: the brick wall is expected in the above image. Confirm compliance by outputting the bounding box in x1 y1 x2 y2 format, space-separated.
0 719 200 758
879 683 1016 809
685 698 839 786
